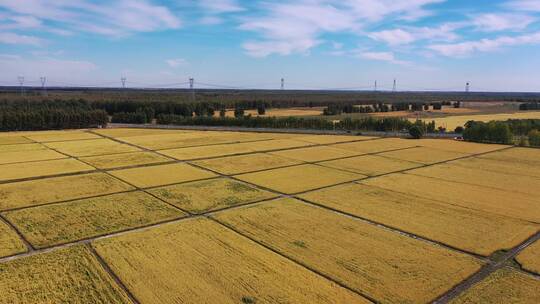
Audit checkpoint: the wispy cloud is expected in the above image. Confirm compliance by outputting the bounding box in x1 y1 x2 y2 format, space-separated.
369 24 459 46
428 31 540 57
0 32 44 46
471 13 536 32
355 51 410 65
166 58 188 68
505 0 540 12
199 0 244 13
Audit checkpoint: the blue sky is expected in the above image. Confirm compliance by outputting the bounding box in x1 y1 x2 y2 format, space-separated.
1 0 540 91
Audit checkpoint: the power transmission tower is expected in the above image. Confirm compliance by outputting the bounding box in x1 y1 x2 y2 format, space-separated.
374 80 378 92
121 77 127 89
189 77 195 101
465 82 470 93
17 76 24 96
393 79 396 92
281 78 284 90
40 76 47 96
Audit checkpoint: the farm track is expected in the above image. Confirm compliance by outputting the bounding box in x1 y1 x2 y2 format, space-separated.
0 128 537 304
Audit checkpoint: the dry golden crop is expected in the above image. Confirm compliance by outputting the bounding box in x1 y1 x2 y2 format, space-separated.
236 138 314 151
0 245 132 304
416 138 508 154
319 154 421 176
0 158 95 182
407 164 540 196
109 163 216 188
270 145 360 162
299 183 539 256
449 156 540 179
213 198 482 303
479 147 540 167
331 137 418 154
92 218 369 304
93 128 183 138
235 164 364 194
149 177 277 213
516 240 540 275
25 131 101 142
425 111 540 130
80 152 172 169
363 173 540 223
3 192 185 248
193 153 302 175
0 220 26 258
451 268 540 304
0 143 46 153
296 134 375 144
0 149 67 165
158 143 256 160
378 146 469 164
0 136 33 145
0 173 133 211
45 138 141 157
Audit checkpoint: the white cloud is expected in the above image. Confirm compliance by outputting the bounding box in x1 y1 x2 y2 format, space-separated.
0 32 44 45
0 0 182 36
428 31 540 57
355 51 410 65
199 0 244 13
505 0 540 12
369 24 460 45
166 58 188 68
472 13 535 32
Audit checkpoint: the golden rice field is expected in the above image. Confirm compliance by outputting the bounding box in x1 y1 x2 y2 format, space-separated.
0 127 538 303
421 111 540 130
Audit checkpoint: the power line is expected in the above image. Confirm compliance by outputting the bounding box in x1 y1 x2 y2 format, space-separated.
17 76 24 96
40 76 47 96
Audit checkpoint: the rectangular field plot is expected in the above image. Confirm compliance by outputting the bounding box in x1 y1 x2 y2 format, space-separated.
0 149 66 165
92 218 368 304
479 147 540 167
0 136 33 145
213 199 482 303
25 131 101 142
407 164 540 196
449 156 540 179
193 153 302 175
93 128 184 138
158 143 255 160
0 245 132 304
0 158 94 183
331 137 418 154
363 173 540 223
0 220 26 258
296 134 374 144
149 178 277 214
319 154 421 176
80 152 172 169
235 164 364 194
0 143 46 153
270 146 360 162
451 268 540 304
3 192 185 248
109 163 216 188
0 173 133 211
238 138 314 152
516 240 540 275
416 138 508 154
299 184 539 256
45 138 141 157
378 146 468 164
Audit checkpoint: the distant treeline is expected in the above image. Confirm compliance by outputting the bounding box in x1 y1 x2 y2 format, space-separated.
463 119 540 145
519 102 540 111
156 114 437 133
322 101 455 115
0 100 108 131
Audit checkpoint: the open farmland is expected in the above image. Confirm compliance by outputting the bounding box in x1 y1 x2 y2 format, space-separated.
0 127 538 303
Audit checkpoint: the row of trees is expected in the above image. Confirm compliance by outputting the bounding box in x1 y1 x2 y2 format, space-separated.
322 101 457 116
462 119 540 145
519 102 540 111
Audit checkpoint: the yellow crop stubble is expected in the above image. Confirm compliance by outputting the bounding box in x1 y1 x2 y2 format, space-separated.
296 135 375 144
25 131 101 142
416 138 508 154
80 152 172 169
235 164 364 194
92 218 369 304
378 146 469 164
213 199 482 304
149 177 277 213
3 192 186 248
158 143 256 160
0 149 67 165
299 183 539 256
45 138 141 157
331 138 418 154
449 156 540 179
516 240 540 275
479 147 540 168
0 220 26 258
319 154 422 176
109 163 216 188
451 268 540 304
193 153 302 175
364 173 540 223
0 245 133 304
270 146 360 162
0 158 95 182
